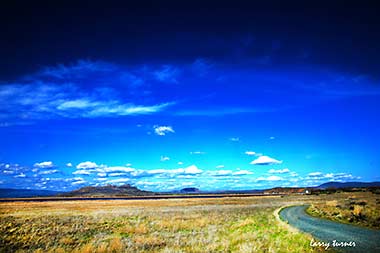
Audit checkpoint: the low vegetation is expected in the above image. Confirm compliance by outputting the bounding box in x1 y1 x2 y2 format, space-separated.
0 195 325 252
306 191 380 229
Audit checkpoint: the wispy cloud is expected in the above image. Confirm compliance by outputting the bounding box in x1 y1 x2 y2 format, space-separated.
153 65 180 83
0 161 363 191
256 175 283 181
14 173 26 178
191 58 213 77
104 178 130 184
212 170 233 176
0 60 175 123
160 156 170 162
233 170 253 175
175 107 277 116
72 170 92 175
103 166 135 173
268 168 289 174
76 161 98 169
153 125 175 136
208 169 253 177
39 169 59 175
34 161 54 169
306 172 360 181
190 151 205 155
72 179 86 185
39 60 117 79
308 172 323 177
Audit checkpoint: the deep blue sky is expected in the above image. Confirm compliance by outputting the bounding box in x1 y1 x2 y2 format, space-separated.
0 1 379 192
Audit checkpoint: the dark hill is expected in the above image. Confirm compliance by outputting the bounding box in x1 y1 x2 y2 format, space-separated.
0 188 62 198
263 187 311 194
180 187 200 193
317 181 380 189
60 184 155 197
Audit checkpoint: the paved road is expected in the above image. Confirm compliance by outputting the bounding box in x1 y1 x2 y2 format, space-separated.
279 205 380 252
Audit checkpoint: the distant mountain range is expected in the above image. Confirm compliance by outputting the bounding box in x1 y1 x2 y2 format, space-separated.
0 188 63 198
180 187 200 193
317 181 380 189
59 184 155 197
1 181 380 198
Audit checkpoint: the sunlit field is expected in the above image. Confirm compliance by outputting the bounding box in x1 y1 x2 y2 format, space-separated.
307 191 380 229
0 195 331 253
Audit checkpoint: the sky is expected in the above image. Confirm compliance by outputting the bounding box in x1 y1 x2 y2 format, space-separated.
0 1 379 192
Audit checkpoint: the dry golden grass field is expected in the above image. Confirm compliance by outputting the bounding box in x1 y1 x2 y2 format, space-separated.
306 191 380 229
1 191 378 253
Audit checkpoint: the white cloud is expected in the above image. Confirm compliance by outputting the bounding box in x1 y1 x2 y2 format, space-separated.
245 151 256 156
0 62 175 122
14 173 26 178
153 125 174 136
102 166 135 173
72 180 86 185
105 178 130 184
229 137 239 142
97 172 107 177
181 182 195 186
216 165 225 169
39 169 59 175
147 169 167 175
150 165 203 175
95 177 107 181
73 170 92 175
269 136 275 140
160 156 170 162
306 172 360 181
175 165 203 175
67 177 85 181
308 172 323 177
88 102 173 117
233 170 253 175
250 155 282 165
108 173 127 177
66 163 73 167
57 99 99 110
34 161 54 168
3 170 14 174
256 175 283 181
326 173 359 180
76 161 98 169
214 170 233 176
190 151 205 155
178 161 183 165
268 168 290 174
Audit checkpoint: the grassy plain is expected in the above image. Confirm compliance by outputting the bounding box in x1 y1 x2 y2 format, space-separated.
0 194 337 253
306 191 380 229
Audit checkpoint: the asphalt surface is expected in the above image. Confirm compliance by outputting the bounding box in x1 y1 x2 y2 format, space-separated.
279 205 380 252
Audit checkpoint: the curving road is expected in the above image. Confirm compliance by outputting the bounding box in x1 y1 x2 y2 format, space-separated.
279 205 380 252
